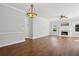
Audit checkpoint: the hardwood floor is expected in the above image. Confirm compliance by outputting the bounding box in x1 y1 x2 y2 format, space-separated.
0 36 79 56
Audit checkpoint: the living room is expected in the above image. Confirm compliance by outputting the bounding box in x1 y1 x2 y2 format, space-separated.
0 3 79 56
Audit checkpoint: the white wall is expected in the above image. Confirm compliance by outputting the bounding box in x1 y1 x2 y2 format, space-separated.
0 4 25 47
24 17 30 38
70 17 79 37
33 17 50 39
25 17 50 39
49 19 60 36
0 5 25 32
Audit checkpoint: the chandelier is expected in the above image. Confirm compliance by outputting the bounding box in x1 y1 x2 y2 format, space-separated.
60 15 68 23
27 4 37 18
60 15 68 19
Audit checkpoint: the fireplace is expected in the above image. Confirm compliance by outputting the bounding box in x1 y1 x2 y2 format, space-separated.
61 31 68 35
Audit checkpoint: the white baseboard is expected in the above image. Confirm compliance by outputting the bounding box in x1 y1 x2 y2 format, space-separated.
0 39 25 48
54 35 79 37
25 34 49 39
33 34 49 39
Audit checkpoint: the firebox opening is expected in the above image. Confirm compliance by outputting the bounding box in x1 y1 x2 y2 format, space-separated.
61 31 68 35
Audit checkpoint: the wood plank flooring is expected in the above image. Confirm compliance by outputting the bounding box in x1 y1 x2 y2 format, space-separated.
0 36 79 56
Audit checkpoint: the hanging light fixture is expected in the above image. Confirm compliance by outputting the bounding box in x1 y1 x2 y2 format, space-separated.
60 15 68 20
27 4 37 18
60 15 68 21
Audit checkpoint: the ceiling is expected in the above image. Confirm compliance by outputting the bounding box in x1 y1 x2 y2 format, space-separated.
5 3 79 20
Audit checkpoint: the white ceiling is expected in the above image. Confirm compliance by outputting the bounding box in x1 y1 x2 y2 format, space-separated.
6 3 79 19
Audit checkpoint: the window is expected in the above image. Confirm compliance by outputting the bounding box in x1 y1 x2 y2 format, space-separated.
75 24 79 32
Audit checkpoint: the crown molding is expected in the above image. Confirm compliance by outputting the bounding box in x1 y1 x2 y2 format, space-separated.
1 3 25 14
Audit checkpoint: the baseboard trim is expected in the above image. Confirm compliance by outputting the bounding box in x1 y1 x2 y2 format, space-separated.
0 39 25 48
25 35 50 40
33 34 50 39
34 35 51 39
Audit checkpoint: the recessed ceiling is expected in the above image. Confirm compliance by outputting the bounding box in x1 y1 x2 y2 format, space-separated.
6 3 79 19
